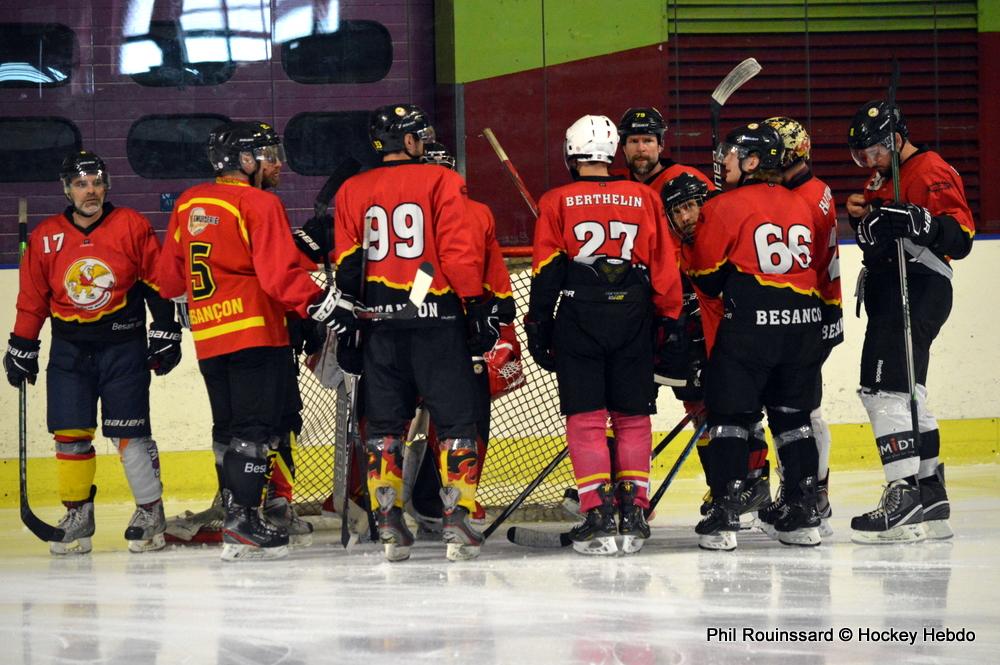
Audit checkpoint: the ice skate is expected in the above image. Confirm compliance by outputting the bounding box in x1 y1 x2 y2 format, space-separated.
220 490 289 561
696 480 741 551
375 487 414 562
440 487 484 561
164 492 224 543
758 476 787 540
125 499 166 553
50 485 97 556
568 482 618 555
920 464 953 540
263 496 314 547
775 476 822 547
851 480 925 544
617 481 650 554
739 462 771 529
816 472 833 537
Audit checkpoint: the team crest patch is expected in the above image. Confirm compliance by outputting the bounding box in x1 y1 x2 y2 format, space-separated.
188 207 220 236
64 257 115 311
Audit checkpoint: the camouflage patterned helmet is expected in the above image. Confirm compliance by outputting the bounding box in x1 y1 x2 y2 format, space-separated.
764 116 811 167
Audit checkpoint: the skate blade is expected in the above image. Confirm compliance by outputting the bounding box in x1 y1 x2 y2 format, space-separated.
759 522 779 541
739 514 759 531
777 527 821 547
923 519 954 540
289 532 314 547
220 543 288 561
50 537 93 556
446 542 481 561
850 523 926 545
620 535 646 554
383 543 411 562
127 533 166 553
698 531 736 551
572 536 618 555
818 518 834 538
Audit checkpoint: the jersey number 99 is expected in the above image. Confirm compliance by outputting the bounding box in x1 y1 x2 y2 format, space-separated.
365 204 425 261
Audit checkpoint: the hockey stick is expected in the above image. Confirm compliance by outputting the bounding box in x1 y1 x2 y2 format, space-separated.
886 60 922 449
482 128 540 218
710 58 762 189
314 157 362 219
354 262 434 320
647 419 707 513
16 198 65 542
482 444 568 541
505 411 695 548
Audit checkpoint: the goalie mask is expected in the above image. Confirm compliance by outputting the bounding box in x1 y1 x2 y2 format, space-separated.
564 114 618 169
764 116 811 168
848 100 908 168
661 173 708 244
207 121 286 182
617 107 666 143
370 104 435 156
714 123 784 174
420 141 456 170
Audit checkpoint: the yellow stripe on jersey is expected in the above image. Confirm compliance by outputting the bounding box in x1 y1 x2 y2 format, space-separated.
685 258 727 277
365 274 455 296
334 243 361 267
178 197 249 245
192 316 267 341
51 297 129 324
532 250 564 276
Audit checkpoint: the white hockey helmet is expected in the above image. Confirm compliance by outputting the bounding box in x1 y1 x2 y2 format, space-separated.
564 115 618 165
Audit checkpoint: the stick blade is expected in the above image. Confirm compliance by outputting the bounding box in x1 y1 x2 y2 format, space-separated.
408 262 434 308
21 507 65 542
506 526 572 548
711 58 762 106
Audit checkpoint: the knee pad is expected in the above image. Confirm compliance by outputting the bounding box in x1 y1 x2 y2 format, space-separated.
113 436 163 505
765 406 812 451
229 436 273 461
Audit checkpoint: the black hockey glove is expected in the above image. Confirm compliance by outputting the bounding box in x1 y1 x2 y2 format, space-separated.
879 201 938 247
653 317 688 381
464 296 501 356
307 287 358 335
288 316 327 357
146 320 183 376
292 214 333 264
523 315 556 372
336 332 364 376
4 334 40 387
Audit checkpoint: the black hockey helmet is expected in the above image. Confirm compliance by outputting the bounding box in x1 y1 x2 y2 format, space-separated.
369 104 435 154
848 100 908 166
715 122 783 172
420 141 456 170
207 121 285 175
60 150 110 190
617 107 666 143
661 173 708 243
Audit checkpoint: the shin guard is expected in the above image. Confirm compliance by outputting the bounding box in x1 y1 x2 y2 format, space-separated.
608 411 651 509
859 388 919 482
366 436 404 511
54 432 97 504
114 437 163 505
567 410 613 513
438 438 481 513
223 438 272 507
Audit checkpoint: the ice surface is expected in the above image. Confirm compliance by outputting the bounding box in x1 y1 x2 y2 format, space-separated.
0 467 996 664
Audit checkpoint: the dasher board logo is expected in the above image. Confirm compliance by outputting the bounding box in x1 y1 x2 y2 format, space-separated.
188 206 220 236
64 257 115 311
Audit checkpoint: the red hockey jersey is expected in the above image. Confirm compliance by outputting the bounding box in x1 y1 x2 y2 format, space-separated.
14 205 167 342
157 177 322 359
613 159 716 197
686 182 825 332
531 176 682 319
333 161 484 326
468 198 514 322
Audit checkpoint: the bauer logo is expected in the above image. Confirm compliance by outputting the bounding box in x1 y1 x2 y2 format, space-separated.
188 207 220 236
63 257 116 311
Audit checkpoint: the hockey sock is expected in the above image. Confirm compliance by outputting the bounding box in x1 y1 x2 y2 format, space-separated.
438 437 481 513
223 441 271 507
114 436 163 505
266 432 297 502
213 439 227 492
567 410 613 512
55 433 97 503
769 408 816 495
917 430 941 480
811 408 832 481
609 412 651 509
367 436 404 511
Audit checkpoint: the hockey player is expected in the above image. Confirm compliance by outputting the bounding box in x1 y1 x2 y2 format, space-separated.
686 123 827 550
526 114 683 555
402 142 517 532
845 101 974 543
4 150 182 554
755 116 843 539
156 121 350 561
332 105 494 562
617 107 714 193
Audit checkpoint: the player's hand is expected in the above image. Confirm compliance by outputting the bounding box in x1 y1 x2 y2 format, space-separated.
523 315 556 372
308 287 358 335
288 316 327 357
464 296 501 356
146 320 183 376
880 201 938 246
292 214 333 263
336 332 363 375
845 193 870 228
4 334 40 387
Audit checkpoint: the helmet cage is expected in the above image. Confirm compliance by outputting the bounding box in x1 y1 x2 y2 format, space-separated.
420 141 456 170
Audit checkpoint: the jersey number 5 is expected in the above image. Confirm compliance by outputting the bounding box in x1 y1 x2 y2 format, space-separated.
190 242 216 300
754 223 812 274
365 204 425 261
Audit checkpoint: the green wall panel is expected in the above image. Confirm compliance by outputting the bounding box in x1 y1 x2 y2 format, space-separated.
541 1 667 67
982 0 1000 32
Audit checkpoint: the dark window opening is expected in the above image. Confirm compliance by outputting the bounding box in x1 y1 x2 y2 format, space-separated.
0 23 75 88
284 111 379 176
0 117 80 182
126 21 236 88
281 21 392 84
127 114 230 179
